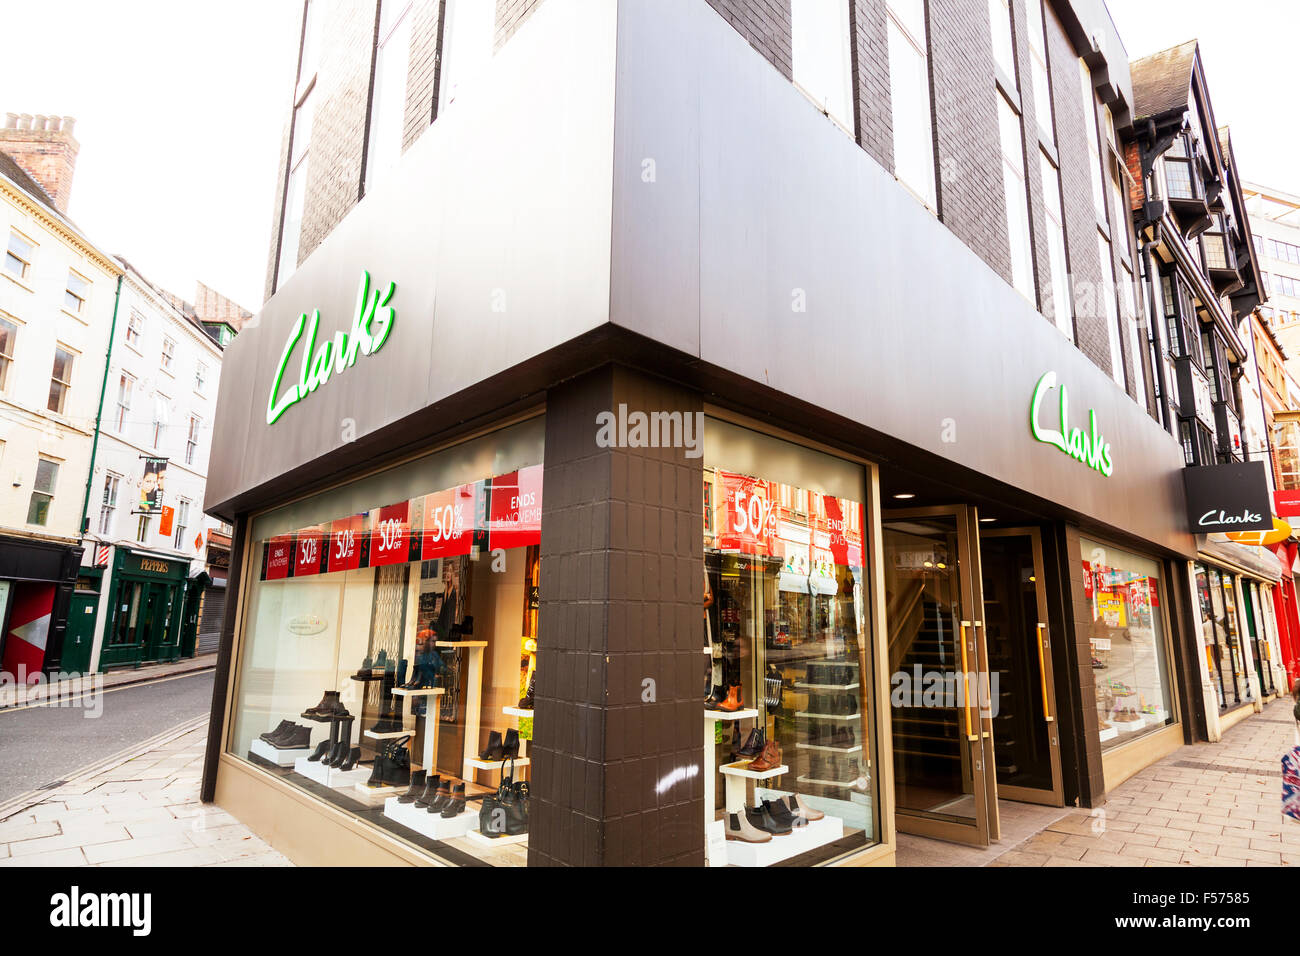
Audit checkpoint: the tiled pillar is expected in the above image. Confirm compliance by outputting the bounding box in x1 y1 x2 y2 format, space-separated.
529 365 704 866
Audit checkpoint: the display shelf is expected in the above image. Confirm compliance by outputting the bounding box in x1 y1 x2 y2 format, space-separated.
249 737 314 766
793 682 860 691
353 780 405 805
349 673 385 682
466 828 528 847
383 796 479 839
502 706 533 718
721 760 788 780
1110 717 1146 733
364 728 412 740
794 711 861 721
300 711 352 723
1097 725 1118 743
294 757 369 789
704 707 759 721
796 774 865 789
464 756 531 771
436 640 488 648
796 742 862 754
723 814 845 867
393 687 445 697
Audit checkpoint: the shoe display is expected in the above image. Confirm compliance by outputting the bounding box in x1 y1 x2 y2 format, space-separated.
302 690 345 719
306 738 332 763
479 730 505 761
426 779 452 814
324 739 348 767
382 738 411 787
785 794 824 822
725 809 772 844
763 797 805 829
270 724 311 750
745 802 791 836
704 684 727 708
832 725 855 749
330 718 354 767
749 739 782 772
366 756 386 788
716 683 744 712
733 728 765 760
518 670 535 710
399 770 426 804
352 655 374 679
263 722 304 745
414 774 441 808
439 782 467 818
338 747 361 772
502 727 520 759
260 719 294 741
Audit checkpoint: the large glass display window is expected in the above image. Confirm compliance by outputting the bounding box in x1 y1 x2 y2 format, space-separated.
1194 563 1256 711
1081 538 1175 750
702 418 879 866
229 418 543 866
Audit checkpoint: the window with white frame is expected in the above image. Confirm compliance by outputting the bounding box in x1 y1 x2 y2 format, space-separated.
1122 260 1147 403
1039 150 1073 340
186 415 201 465
64 271 89 315
174 499 190 550
886 0 937 209
27 456 59 526
1097 232 1124 387
437 0 496 115
5 231 34 280
1078 60 1107 224
48 346 73 414
99 472 121 536
161 336 176 373
277 86 314 291
152 394 169 448
998 94 1034 300
1024 0 1054 144
195 362 207 394
125 309 143 348
365 0 414 194
137 513 151 543
791 0 855 134
115 373 134 432
0 316 16 391
988 0 1015 83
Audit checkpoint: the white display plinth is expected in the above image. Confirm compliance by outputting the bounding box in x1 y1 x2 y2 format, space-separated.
464 756 531 772
353 780 404 805
383 796 479 839
294 757 369 789
724 814 845 867
250 737 313 766
721 760 789 814
393 687 445 698
503 706 533 718
706 818 728 868
705 708 759 721
794 711 861 721
466 828 527 847
364 728 411 740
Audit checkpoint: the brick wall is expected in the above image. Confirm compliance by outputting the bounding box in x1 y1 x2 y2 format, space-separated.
704 0 792 79
496 0 546 49
531 366 703 866
403 0 442 150
0 121 79 215
849 0 891 171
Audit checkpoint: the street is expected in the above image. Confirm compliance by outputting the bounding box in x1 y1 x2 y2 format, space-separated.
0 670 215 804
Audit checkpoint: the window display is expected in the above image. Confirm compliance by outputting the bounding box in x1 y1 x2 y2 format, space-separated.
1081 538 1173 750
702 418 878 866
229 419 543 866
1194 563 1255 710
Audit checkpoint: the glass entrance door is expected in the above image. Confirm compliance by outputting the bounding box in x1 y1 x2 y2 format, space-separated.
980 528 1063 806
883 506 998 846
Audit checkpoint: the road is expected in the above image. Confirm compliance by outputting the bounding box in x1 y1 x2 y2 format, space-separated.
0 669 215 804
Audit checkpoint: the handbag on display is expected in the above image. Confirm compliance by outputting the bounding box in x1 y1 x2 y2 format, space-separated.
764 664 784 709
1283 746 1300 823
505 767 529 835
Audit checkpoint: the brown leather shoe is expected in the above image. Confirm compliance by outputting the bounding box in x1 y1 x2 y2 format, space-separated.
749 739 782 772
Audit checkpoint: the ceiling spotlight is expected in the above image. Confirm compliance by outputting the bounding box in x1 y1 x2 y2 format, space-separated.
979 517 996 523
893 493 916 500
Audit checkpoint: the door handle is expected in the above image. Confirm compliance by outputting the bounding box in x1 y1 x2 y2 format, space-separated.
959 621 976 741
1036 623 1054 722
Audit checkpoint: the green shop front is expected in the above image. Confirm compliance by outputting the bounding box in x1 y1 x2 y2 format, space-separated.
96 548 191 670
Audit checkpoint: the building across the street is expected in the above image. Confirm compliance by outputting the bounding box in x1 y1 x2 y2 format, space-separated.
201 0 1300 867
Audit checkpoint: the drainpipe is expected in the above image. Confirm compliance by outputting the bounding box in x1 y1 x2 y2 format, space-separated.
80 273 123 537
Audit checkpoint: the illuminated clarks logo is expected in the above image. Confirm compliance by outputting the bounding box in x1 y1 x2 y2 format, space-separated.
266 271 396 425
1029 371 1113 477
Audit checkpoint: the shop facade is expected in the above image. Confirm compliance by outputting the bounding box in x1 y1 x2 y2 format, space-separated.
0 534 82 679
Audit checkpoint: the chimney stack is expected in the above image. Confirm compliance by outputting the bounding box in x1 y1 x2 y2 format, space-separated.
0 111 80 214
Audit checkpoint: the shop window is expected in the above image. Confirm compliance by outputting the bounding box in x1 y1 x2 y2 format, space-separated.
702 418 878 864
791 0 855 135
886 0 937 210
229 418 544 866
27 456 60 526
1081 538 1174 751
1196 565 1255 710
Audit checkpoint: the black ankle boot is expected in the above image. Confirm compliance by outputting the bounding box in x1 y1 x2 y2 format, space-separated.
502 728 520 759
324 739 347 767
339 747 361 771
414 773 441 808
479 730 504 761
440 783 466 817
366 755 388 788
426 779 452 813
307 739 331 762
399 770 426 804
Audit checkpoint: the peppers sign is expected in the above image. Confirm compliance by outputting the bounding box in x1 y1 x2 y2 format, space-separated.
1030 371 1113 477
266 270 396 425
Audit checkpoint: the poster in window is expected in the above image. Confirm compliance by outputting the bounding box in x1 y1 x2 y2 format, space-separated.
487 465 543 551
369 501 410 567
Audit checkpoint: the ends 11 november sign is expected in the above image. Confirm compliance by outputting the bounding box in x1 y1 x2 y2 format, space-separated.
1030 371 1113 477
266 270 396 425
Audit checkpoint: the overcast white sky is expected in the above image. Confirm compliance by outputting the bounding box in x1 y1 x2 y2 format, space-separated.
0 1 1293 315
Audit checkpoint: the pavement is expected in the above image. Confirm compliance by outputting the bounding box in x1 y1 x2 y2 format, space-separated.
0 717 289 867
0 666 217 803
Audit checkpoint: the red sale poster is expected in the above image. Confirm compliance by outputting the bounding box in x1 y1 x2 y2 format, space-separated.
369 501 411 567
423 483 475 560
488 465 543 551
327 514 364 573
265 534 294 580
294 527 324 577
715 472 775 555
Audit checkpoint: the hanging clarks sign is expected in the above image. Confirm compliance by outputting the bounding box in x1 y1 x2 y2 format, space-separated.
1029 371 1114 477
266 271 397 425
1182 460 1273 533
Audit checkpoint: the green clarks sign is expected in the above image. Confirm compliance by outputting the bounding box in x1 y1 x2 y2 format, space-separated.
1030 371 1113 477
266 271 396 425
